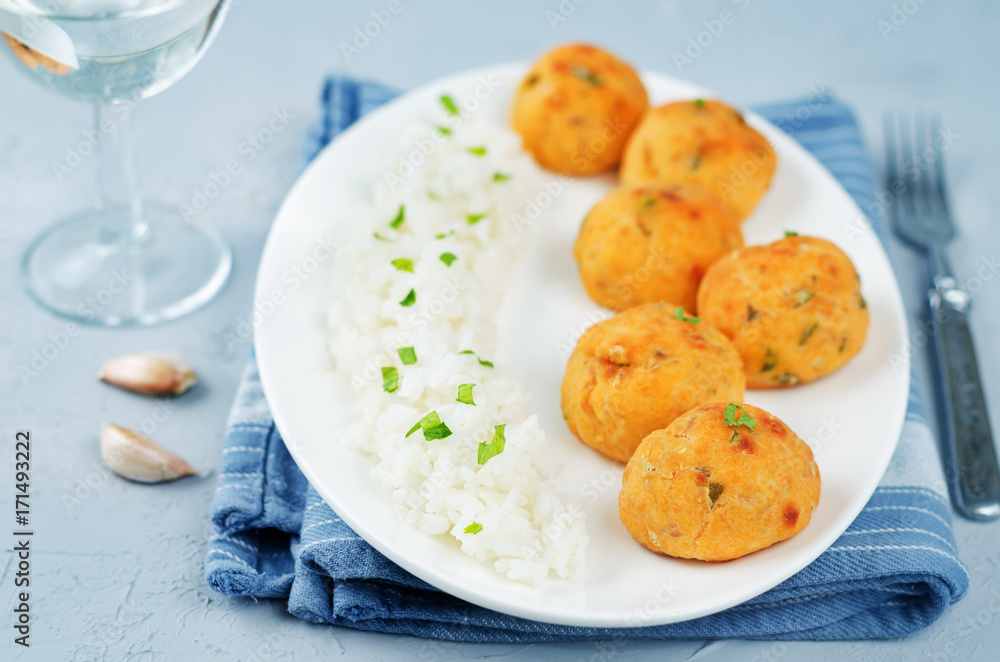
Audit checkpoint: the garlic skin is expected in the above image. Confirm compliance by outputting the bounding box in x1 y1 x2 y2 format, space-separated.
100 424 197 483
98 353 197 396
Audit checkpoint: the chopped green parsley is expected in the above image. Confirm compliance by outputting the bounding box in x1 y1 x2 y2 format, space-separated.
674 306 700 324
456 383 476 406
799 323 819 345
391 258 414 273
459 350 494 368
440 95 460 116
397 346 417 365
390 204 405 230
478 424 506 464
570 65 602 85
724 403 756 430
381 366 398 393
406 411 453 441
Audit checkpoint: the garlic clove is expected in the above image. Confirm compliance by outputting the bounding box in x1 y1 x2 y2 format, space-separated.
100 424 198 484
98 353 197 396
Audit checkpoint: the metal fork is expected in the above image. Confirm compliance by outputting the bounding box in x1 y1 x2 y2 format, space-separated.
884 113 1000 521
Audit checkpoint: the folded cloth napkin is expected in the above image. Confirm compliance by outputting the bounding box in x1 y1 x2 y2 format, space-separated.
205 77 969 642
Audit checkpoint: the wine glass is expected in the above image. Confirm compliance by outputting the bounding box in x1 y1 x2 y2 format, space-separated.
1 0 231 326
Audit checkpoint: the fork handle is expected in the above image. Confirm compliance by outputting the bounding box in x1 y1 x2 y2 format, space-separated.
929 280 1000 520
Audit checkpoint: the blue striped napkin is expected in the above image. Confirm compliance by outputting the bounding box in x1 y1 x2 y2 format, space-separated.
204 77 969 641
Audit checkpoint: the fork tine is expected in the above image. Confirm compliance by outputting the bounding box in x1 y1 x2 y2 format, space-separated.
891 113 919 222
914 113 936 219
883 113 900 191
885 111 957 247
929 114 952 218
882 113 903 225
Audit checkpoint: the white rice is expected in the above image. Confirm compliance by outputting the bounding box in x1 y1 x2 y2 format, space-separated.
327 107 588 584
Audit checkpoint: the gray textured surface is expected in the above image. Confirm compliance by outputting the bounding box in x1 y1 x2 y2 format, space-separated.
2 0 999 659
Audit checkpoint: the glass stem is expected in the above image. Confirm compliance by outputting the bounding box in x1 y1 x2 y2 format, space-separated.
96 102 147 243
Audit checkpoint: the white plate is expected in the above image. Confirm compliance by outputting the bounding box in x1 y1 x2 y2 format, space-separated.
255 64 909 627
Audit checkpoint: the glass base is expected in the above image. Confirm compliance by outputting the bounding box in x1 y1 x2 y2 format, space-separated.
22 202 232 326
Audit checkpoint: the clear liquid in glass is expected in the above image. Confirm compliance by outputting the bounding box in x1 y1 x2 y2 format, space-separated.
0 0 224 102
7 0 233 326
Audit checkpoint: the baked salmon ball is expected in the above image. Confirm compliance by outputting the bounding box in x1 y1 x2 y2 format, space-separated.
619 402 821 561
511 44 648 175
574 183 743 312
561 303 744 463
620 99 776 220
696 235 869 389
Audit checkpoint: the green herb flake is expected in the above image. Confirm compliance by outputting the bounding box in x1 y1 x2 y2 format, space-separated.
776 372 800 385
799 323 819 345
398 346 417 365
708 482 725 509
406 411 454 441
374 232 393 242
690 155 701 170
464 522 483 535
390 204 406 230
674 306 700 324
456 383 476 406
435 230 455 239
478 424 507 465
381 366 399 393
466 213 487 225
439 252 458 267
459 349 494 368
406 411 436 437
570 65 602 85
761 348 778 372
860 295 867 309
493 172 512 182
423 420 453 440
440 95 460 116
694 98 706 107
839 336 848 353
784 230 799 237
436 125 452 136
791 290 814 308
427 190 441 201
467 146 487 157
747 305 759 321
399 289 416 307
723 403 757 431
391 258 414 273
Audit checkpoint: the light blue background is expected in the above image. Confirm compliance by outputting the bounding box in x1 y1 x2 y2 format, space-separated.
1 0 998 659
